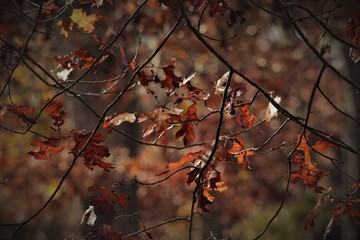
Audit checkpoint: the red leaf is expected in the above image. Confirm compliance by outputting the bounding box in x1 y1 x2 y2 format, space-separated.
89 184 129 213
70 131 113 171
45 100 66 129
2 104 35 125
28 138 64 160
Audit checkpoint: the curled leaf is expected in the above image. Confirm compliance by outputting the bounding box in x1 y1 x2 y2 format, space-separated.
81 205 97 226
265 95 281 123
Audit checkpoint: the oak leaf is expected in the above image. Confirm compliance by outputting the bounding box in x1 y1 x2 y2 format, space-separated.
89 184 129 213
288 135 329 193
45 100 66 129
0 104 35 125
28 138 64 160
228 138 255 168
237 104 255 128
196 165 226 212
161 64 181 95
138 107 173 139
172 103 199 145
70 131 113 171
167 151 202 171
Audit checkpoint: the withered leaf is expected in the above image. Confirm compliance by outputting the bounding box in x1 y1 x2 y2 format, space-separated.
28 138 64 160
167 151 202 171
89 184 129 213
45 100 66 129
70 131 113 171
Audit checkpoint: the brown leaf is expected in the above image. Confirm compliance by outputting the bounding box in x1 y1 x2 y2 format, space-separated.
304 188 332 229
345 16 360 63
139 107 173 139
102 112 136 134
196 165 227 212
161 64 181 95
173 104 199 145
90 224 123 240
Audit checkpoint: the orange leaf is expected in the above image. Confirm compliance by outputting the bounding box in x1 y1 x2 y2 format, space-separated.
228 138 255 168
237 105 255 128
312 139 334 153
288 134 328 193
167 151 202 171
228 138 244 154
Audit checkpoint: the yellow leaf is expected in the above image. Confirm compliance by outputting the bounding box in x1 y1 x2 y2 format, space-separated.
215 181 228 192
70 9 101 32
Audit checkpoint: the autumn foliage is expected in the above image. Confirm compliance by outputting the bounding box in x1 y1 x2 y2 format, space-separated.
0 0 360 240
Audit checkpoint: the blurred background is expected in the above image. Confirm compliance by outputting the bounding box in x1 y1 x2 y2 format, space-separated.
0 0 359 239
